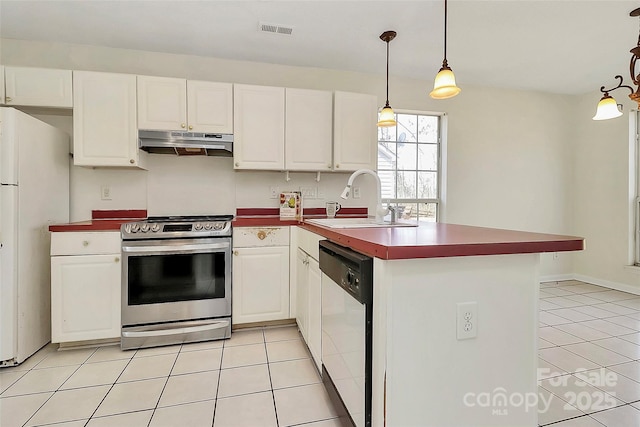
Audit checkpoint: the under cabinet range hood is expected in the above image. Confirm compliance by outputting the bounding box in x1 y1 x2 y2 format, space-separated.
138 130 233 157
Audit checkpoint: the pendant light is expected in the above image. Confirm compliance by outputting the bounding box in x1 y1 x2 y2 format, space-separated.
592 7 640 120
378 30 397 127
430 0 461 99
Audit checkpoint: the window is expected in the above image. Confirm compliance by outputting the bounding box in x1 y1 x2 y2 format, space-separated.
377 112 443 222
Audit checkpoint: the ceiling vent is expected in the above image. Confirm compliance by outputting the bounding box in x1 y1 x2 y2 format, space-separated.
259 22 294 36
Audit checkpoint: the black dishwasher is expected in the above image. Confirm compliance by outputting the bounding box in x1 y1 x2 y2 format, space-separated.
319 240 373 427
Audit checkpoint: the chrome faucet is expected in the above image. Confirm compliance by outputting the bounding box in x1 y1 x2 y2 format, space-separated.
340 169 390 223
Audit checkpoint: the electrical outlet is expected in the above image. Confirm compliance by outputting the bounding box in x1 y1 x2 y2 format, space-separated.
352 186 361 199
100 185 112 201
457 302 478 340
300 186 317 199
269 186 279 199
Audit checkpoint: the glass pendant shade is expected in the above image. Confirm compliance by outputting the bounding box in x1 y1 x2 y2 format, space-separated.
377 104 396 127
430 66 461 99
592 94 623 120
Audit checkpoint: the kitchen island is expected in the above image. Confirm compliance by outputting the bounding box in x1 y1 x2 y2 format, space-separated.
300 221 583 427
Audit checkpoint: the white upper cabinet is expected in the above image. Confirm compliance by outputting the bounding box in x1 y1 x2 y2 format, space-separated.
233 84 285 170
4 66 73 108
187 80 233 134
137 76 187 130
73 71 146 168
285 88 333 171
333 91 378 171
137 76 233 133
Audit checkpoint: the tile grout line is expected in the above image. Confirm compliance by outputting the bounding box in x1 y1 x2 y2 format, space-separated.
145 345 183 427
20 347 99 427
262 327 282 427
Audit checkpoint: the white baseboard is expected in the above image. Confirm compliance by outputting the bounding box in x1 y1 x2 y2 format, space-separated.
539 273 640 296
539 274 574 283
572 273 640 296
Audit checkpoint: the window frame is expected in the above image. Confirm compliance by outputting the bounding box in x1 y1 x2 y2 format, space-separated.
377 109 446 222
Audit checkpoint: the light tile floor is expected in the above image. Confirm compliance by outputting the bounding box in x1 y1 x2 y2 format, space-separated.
538 280 640 427
0 325 339 427
2 279 640 426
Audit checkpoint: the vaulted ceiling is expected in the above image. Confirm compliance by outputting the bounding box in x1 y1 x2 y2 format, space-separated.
1 0 638 95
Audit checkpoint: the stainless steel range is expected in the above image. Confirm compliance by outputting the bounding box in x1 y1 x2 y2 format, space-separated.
120 215 233 350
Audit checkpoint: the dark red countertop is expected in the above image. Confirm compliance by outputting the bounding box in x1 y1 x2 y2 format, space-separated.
48 210 146 232
299 222 584 260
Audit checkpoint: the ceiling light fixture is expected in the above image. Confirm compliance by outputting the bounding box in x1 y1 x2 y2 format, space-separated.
430 0 461 99
378 30 397 127
593 7 640 120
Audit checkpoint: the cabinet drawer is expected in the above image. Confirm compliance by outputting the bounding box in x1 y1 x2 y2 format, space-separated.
297 227 325 261
233 227 289 248
51 232 121 256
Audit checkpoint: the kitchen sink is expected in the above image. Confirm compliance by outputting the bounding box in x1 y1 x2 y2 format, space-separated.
304 217 418 229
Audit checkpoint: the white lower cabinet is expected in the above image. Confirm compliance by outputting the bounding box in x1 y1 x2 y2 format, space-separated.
50 232 121 343
294 227 324 370
232 227 290 325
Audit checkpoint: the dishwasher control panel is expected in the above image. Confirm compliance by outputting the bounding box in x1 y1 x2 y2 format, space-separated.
318 240 373 304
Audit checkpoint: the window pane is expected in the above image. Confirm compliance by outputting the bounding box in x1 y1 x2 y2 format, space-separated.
418 144 438 171
418 172 438 199
418 203 438 222
396 114 417 142
397 142 417 170
378 124 396 142
378 142 396 171
397 203 417 221
418 116 438 143
397 171 417 198
378 170 396 199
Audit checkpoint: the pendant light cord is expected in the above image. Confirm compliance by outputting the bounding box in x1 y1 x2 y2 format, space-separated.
443 0 448 65
386 39 390 105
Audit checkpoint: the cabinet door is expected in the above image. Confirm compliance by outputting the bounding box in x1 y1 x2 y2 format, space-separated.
233 84 284 170
232 246 290 324
137 76 187 131
73 71 144 168
295 248 309 340
187 80 233 133
307 257 322 370
5 67 73 108
51 254 121 342
285 88 333 171
333 91 378 171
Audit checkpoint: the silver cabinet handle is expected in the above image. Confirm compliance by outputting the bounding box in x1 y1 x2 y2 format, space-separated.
82 241 89 247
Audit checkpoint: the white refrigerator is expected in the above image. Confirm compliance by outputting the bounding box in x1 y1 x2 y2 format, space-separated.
0 107 69 366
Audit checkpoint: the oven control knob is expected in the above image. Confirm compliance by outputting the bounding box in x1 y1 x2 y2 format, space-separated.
140 224 150 233
124 223 132 234
213 222 224 230
150 223 160 232
194 223 204 231
131 223 140 233
204 222 213 230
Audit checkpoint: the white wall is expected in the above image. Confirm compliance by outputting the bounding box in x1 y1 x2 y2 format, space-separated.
571 91 640 291
2 38 580 279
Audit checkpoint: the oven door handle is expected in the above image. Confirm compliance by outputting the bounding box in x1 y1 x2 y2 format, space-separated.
122 242 230 254
121 320 230 338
